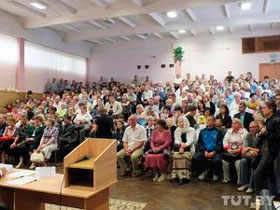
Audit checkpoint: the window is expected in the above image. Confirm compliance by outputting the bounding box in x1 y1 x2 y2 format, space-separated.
0 34 18 90
24 42 86 92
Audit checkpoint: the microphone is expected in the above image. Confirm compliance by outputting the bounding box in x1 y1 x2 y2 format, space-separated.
75 154 90 163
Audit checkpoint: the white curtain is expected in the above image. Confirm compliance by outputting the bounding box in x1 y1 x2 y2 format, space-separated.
24 42 87 93
0 33 18 90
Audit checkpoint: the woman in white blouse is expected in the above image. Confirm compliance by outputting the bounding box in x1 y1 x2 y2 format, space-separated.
222 118 248 184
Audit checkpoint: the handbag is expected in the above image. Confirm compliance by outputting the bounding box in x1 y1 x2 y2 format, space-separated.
30 152 45 163
0 136 15 142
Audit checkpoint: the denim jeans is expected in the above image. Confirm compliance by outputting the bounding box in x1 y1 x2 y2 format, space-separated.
240 158 255 187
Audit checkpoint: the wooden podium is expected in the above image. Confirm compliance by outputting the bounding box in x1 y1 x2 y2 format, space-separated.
0 138 117 210
64 138 117 191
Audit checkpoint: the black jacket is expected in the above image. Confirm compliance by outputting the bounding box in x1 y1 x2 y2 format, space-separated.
60 123 75 142
95 115 113 139
259 114 280 156
234 112 254 131
216 114 232 129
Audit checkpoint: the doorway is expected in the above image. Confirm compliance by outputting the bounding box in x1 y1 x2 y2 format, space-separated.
259 63 280 81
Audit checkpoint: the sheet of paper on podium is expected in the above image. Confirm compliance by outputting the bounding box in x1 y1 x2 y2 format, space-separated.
35 167 56 178
0 163 13 172
7 170 35 178
6 176 39 185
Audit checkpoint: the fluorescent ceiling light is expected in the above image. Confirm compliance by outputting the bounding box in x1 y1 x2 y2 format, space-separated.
30 2 47 10
241 2 252 10
167 11 177 18
216 26 224 31
178 30 186 34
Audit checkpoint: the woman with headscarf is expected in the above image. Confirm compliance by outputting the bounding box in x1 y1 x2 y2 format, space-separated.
171 116 196 185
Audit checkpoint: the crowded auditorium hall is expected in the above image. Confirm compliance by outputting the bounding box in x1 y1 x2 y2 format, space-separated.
0 0 279 210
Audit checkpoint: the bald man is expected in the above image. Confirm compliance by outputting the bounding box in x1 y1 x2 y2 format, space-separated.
117 115 147 177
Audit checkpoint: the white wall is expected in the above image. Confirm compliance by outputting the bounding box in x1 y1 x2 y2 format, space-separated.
0 9 92 57
89 28 280 83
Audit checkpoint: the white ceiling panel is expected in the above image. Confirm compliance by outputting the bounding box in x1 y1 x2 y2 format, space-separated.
191 5 225 20
0 0 279 44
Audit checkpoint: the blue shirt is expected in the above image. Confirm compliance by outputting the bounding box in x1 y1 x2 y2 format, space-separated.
201 128 220 152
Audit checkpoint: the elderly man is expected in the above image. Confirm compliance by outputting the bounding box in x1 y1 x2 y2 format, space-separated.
117 115 147 177
238 121 260 193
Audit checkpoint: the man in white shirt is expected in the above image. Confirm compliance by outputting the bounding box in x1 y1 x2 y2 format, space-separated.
141 85 153 106
53 95 62 110
117 115 147 177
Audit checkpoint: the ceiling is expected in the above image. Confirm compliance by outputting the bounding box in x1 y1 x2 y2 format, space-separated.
0 0 279 45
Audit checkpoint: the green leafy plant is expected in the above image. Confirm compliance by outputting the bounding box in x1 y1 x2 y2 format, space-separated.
173 46 184 63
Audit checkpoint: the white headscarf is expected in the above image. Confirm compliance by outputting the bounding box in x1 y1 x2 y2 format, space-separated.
174 116 196 153
177 116 190 134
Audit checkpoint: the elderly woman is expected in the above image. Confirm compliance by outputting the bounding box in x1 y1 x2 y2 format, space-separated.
135 104 146 126
222 118 248 184
171 116 196 185
145 120 171 182
32 118 59 166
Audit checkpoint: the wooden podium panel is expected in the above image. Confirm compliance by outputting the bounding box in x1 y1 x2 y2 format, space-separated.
64 138 117 191
0 138 117 210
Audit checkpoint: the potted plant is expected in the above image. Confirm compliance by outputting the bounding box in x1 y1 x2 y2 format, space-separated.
173 46 184 78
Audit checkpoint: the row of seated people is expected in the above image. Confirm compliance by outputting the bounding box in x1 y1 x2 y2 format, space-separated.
0 100 278 196
0 72 279 210
116 100 280 202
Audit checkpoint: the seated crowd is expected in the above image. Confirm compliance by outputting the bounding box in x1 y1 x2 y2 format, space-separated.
0 72 279 208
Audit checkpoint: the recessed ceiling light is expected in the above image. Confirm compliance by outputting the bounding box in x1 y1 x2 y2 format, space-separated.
241 2 252 10
178 30 186 34
216 26 224 31
167 11 177 18
30 2 47 10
